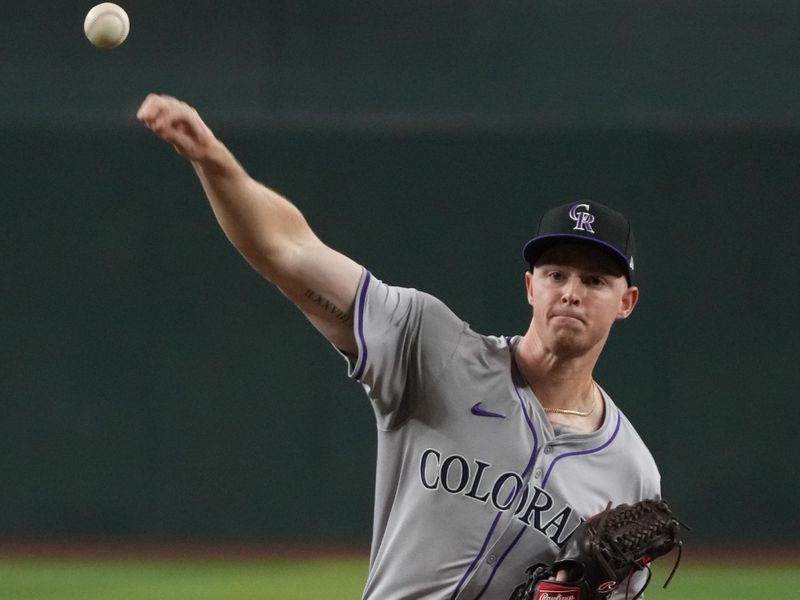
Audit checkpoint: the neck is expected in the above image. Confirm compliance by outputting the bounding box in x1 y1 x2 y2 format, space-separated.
515 330 598 410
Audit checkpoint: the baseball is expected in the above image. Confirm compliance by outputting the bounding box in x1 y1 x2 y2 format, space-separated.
84 3 130 49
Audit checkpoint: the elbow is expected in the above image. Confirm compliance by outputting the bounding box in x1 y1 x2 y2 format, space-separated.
238 233 318 285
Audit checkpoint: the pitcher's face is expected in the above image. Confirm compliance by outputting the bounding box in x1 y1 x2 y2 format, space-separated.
526 243 638 358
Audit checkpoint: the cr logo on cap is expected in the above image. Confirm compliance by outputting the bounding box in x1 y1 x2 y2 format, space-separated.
569 203 595 233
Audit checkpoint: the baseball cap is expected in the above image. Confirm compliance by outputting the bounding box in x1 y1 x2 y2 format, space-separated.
522 201 636 284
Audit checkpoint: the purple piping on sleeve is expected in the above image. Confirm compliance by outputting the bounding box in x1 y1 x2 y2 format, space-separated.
450 343 539 599
475 412 622 598
353 271 372 380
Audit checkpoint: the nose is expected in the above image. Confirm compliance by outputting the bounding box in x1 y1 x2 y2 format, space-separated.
560 277 581 306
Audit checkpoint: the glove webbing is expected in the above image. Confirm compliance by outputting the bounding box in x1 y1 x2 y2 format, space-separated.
593 500 687 598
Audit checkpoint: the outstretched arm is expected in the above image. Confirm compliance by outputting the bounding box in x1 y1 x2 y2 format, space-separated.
136 94 362 354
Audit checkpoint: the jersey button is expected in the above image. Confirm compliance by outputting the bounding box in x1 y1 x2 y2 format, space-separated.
544 446 553 455
534 468 543 479
487 554 497 565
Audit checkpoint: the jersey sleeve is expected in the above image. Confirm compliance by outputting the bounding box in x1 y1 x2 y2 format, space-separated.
344 269 468 429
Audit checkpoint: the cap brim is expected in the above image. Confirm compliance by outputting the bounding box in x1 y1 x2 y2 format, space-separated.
523 233 632 280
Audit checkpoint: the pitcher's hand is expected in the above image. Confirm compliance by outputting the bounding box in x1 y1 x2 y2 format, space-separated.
137 94 217 161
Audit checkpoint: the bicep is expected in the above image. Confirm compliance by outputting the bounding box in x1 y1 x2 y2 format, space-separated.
261 236 362 354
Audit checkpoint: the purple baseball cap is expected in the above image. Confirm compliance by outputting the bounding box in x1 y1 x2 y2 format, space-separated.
522 201 636 283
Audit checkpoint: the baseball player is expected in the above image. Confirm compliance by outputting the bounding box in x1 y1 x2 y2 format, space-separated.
137 94 661 600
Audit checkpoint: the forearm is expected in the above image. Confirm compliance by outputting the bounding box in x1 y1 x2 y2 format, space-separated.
190 140 316 281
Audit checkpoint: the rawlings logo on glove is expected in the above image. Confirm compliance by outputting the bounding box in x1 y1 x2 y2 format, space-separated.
536 582 582 600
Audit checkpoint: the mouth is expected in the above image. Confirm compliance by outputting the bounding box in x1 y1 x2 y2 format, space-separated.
550 312 585 324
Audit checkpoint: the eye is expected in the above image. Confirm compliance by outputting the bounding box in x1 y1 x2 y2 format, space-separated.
548 271 564 281
587 276 607 286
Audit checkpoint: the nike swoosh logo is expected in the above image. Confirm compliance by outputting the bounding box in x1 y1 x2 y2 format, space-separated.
471 402 506 419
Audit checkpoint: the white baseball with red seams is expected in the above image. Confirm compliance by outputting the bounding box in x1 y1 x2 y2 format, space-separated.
84 3 130 48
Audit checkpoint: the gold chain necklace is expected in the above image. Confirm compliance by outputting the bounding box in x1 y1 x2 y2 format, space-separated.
543 383 597 417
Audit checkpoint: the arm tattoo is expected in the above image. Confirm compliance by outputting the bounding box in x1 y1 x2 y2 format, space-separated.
303 289 354 326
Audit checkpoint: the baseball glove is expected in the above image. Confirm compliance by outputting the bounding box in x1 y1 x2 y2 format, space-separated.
509 498 687 600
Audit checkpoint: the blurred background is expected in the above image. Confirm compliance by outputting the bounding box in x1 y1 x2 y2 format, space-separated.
2 0 798 556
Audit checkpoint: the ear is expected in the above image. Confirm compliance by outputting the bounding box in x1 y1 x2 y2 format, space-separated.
616 285 639 320
525 270 535 307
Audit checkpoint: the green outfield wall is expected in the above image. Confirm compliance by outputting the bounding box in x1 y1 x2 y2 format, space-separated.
2 1 798 546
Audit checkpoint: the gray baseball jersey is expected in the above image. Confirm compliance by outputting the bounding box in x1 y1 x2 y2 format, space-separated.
343 270 661 600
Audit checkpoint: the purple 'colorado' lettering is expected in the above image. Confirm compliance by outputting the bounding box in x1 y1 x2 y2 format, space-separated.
490 472 524 511
540 505 575 544
516 485 553 528
464 460 492 502
441 455 470 494
420 448 441 489
419 449 581 547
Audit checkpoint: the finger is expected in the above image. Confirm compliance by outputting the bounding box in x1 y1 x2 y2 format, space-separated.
136 94 180 125
139 102 183 140
136 93 164 122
